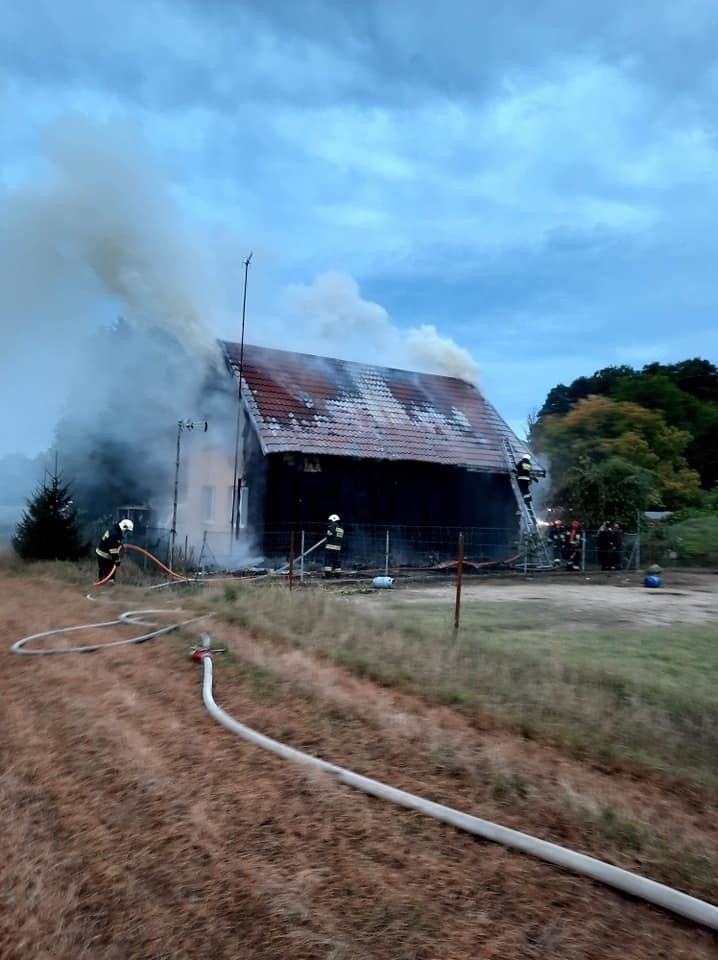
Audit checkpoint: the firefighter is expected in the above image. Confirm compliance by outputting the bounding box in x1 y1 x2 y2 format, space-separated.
548 519 565 567
324 513 344 578
515 454 539 508
563 519 583 571
96 518 134 584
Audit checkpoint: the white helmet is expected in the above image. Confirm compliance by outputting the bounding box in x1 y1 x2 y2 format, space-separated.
118 518 134 533
328 513 340 522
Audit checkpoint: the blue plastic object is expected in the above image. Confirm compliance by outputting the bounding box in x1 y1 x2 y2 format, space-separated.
643 575 662 588
372 576 394 589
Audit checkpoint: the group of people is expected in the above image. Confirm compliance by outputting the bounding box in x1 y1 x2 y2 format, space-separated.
546 518 623 571
547 519 584 570
515 454 625 573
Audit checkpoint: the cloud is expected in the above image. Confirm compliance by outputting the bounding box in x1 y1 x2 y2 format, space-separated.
6 1 718 118
2 0 718 459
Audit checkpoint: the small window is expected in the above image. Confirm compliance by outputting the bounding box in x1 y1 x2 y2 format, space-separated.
227 484 248 530
239 484 249 529
201 485 216 523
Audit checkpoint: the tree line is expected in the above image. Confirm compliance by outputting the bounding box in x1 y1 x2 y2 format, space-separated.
529 357 718 529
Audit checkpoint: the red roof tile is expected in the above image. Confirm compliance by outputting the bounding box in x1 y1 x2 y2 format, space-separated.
222 342 531 472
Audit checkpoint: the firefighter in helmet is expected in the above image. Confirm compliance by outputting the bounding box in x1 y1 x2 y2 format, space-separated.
324 513 344 578
515 454 539 508
548 519 565 567
96 518 133 584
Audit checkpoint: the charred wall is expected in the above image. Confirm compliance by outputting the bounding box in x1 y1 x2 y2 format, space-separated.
254 453 517 562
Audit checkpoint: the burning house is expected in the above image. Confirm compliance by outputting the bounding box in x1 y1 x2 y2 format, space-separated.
185 341 533 568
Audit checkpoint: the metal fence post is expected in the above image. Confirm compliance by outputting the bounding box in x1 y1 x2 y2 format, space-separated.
385 529 390 577
300 530 305 582
454 532 464 631
288 530 295 590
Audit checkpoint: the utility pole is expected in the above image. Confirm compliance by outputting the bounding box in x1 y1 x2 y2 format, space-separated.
169 419 208 567
230 251 253 541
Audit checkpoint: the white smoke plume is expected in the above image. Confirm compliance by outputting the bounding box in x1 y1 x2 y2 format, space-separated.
0 116 481 560
1 114 224 362
282 271 480 384
0 115 234 537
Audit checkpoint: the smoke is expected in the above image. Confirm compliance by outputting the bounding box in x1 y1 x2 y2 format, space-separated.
282 271 480 383
0 115 481 560
2 114 224 360
0 115 233 528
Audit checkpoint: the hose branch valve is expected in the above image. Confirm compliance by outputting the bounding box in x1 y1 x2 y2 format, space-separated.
190 633 225 661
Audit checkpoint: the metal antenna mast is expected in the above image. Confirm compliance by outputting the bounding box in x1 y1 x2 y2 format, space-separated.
230 252 253 540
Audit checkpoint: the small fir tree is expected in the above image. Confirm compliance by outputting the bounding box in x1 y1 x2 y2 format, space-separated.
12 470 84 561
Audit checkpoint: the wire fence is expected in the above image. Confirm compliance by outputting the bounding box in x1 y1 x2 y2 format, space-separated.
125 522 643 575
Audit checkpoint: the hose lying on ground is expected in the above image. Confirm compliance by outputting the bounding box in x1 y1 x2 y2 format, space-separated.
11 608 210 655
195 648 718 934
10 569 718 934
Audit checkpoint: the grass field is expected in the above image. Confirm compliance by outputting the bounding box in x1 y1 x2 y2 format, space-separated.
3 563 718 954
196 581 718 792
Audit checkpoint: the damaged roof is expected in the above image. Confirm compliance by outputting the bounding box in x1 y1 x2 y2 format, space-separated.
222 342 531 473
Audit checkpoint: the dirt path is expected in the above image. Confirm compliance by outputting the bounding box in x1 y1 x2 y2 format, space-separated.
385 570 718 626
1 574 717 959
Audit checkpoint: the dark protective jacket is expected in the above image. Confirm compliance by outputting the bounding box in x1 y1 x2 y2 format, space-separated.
515 457 535 488
548 524 565 547
325 521 345 552
96 523 124 564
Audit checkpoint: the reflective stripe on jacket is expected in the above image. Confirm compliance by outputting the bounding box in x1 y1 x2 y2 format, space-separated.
516 459 532 485
326 522 344 551
96 525 123 560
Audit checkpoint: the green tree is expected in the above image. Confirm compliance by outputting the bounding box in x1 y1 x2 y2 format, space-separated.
535 396 702 512
12 470 84 561
553 456 657 529
534 357 718 489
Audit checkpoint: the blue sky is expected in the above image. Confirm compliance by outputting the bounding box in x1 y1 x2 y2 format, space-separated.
2 0 718 455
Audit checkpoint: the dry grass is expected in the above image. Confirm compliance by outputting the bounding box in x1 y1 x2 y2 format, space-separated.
3 569 718 958
192 581 718 791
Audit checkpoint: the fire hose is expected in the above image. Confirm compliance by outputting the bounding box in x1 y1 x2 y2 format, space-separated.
93 543 267 589
11 608 210 655
9 585 718 933
193 644 718 934
94 543 195 586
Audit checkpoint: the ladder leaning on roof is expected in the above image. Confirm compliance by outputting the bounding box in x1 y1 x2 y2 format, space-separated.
501 437 554 570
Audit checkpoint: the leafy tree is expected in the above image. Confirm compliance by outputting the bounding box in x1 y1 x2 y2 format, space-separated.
553 456 657 529
536 396 702 512
534 357 718 489
12 470 84 561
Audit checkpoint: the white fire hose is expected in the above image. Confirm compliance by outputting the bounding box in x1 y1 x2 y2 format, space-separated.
11 608 209 654
10 607 718 934
196 648 718 933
